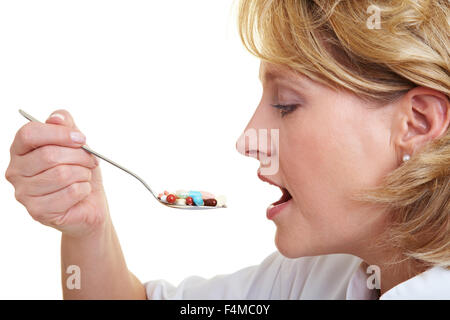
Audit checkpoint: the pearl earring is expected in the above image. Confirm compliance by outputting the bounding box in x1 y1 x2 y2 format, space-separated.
402 154 411 162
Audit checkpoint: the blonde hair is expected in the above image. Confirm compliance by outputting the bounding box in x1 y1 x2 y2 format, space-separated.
238 0 449 269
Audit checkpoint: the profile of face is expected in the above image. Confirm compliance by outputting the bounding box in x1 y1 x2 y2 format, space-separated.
236 61 448 259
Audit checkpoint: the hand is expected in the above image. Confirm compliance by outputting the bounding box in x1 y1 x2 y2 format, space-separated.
5 110 110 238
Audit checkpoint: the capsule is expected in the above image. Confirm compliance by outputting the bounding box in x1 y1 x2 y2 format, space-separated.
200 191 215 199
192 196 204 206
188 191 202 198
203 199 217 207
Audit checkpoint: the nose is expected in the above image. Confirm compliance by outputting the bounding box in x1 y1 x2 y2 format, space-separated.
235 104 275 161
236 129 264 160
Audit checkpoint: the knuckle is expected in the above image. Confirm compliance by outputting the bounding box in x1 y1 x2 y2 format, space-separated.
74 166 91 182
17 124 33 146
67 182 90 198
5 166 14 182
79 167 92 181
14 188 24 202
40 146 58 166
90 155 99 168
67 183 80 198
54 165 71 183
29 209 44 222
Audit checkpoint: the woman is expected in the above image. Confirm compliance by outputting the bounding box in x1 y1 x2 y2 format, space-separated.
5 0 449 299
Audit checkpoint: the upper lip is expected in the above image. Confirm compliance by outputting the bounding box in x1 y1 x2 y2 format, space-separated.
257 170 284 189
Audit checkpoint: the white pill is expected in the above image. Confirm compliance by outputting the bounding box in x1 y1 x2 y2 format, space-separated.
175 198 186 206
216 195 226 207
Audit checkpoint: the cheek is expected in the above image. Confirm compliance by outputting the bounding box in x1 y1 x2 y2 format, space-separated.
281 122 353 207
282 108 388 202
274 127 367 256
277 105 394 237
278 109 380 228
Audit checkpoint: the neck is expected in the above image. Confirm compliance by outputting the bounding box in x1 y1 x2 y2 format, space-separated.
352 243 429 296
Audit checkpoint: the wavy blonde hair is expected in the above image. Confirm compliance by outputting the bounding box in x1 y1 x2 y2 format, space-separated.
238 0 449 269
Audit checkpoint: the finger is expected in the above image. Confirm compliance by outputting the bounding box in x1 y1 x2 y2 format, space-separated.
15 145 98 177
26 181 92 217
45 109 78 130
18 165 92 196
11 121 86 156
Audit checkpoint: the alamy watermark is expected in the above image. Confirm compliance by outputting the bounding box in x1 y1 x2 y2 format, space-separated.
66 265 81 290
237 128 280 175
366 5 381 29
366 264 381 290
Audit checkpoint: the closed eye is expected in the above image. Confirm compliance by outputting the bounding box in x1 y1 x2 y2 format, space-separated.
271 104 298 117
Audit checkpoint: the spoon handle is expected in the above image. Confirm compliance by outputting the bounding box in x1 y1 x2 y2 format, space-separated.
18 109 159 201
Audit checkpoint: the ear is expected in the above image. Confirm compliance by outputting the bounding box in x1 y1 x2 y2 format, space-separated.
393 87 449 162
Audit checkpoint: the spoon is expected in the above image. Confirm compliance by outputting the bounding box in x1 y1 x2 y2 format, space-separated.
18 109 225 210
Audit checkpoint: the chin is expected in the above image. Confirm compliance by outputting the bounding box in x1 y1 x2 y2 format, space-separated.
274 229 305 259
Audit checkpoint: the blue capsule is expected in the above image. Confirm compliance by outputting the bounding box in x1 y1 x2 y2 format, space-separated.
192 196 204 206
188 191 202 198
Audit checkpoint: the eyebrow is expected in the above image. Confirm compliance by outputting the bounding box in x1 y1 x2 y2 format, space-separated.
259 67 308 91
259 68 284 82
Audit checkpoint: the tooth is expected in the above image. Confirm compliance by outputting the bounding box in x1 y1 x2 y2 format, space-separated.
267 204 275 210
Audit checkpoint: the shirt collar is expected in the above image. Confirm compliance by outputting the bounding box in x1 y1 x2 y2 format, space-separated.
346 261 450 299
380 265 450 299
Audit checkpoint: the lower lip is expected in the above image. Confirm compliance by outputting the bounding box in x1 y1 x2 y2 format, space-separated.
266 199 292 220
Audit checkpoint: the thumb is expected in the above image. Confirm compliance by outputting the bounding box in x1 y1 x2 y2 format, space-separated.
45 109 99 167
45 109 80 130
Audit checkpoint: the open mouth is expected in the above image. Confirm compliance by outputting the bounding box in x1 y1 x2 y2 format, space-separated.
257 171 293 206
272 187 292 206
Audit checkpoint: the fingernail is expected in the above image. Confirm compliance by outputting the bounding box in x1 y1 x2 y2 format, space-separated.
70 131 86 144
48 113 65 121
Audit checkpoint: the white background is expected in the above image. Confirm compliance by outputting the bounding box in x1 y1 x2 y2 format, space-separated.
0 0 279 299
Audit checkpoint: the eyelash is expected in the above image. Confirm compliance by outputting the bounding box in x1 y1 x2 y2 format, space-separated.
271 104 298 117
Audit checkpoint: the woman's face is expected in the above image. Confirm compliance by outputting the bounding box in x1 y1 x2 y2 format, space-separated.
236 62 401 258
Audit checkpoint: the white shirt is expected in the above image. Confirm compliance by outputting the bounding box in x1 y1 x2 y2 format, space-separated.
144 251 450 300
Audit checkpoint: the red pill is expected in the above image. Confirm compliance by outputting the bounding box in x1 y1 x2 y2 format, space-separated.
204 198 217 207
185 196 193 205
167 194 176 204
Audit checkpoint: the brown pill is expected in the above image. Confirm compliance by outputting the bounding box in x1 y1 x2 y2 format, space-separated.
203 198 217 207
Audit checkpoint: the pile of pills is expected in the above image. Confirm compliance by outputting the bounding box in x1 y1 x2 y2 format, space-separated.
158 190 226 207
